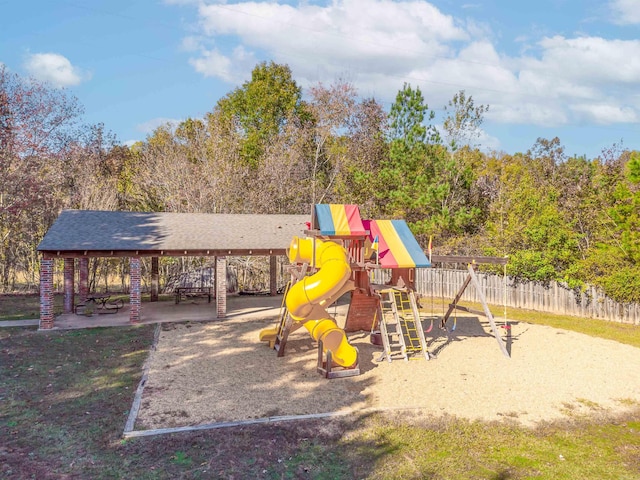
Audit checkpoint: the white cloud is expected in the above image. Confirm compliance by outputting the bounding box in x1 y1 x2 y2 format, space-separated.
189 45 257 83
476 128 501 152
534 36 640 85
181 35 202 52
189 48 233 80
136 117 182 134
193 0 467 82
173 0 640 129
570 103 639 124
481 35 640 124
23 53 88 87
609 0 640 25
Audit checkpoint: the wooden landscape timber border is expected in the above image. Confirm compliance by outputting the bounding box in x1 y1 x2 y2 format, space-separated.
122 411 356 438
122 405 434 438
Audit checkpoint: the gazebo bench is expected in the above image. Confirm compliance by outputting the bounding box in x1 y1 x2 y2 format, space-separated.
174 287 213 304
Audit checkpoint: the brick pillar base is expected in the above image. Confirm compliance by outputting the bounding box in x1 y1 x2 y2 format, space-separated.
40 258 54 329
79 258 89 302
63 258 75 314
130 257 141 323
216 256 227 318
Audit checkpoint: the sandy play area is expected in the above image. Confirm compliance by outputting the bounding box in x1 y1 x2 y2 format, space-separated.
136 307 640 430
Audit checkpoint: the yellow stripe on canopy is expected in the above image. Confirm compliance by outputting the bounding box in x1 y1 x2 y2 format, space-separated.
376 220 414 268
329 204 350 235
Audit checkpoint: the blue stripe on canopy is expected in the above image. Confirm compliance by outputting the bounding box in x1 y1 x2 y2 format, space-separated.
390 220 431 268
314 204 336 235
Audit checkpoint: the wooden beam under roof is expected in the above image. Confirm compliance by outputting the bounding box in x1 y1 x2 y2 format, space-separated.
41 248 287 259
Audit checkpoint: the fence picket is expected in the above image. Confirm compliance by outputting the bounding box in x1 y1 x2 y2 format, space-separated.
414 268 639 325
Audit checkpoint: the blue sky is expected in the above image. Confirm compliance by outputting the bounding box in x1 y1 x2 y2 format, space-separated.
2 0 639 158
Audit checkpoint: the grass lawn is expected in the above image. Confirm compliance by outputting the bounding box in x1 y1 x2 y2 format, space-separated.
0 293 65 321
0 293 174 322
1 295 639 479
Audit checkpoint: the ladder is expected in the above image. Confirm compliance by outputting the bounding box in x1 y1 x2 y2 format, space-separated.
273 281 298 356
377 288 430 362
273 264 309 356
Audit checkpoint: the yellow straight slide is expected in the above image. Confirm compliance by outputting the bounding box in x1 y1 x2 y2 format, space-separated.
286 236 358 367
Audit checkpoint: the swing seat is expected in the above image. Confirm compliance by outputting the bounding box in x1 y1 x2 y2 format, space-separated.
370 331 383 346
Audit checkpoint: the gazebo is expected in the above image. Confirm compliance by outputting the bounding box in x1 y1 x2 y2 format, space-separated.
36 210 309 329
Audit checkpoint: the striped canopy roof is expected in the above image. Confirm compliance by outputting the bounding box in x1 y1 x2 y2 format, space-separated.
314 204 367 236
313 204 430 268
364 219 431 268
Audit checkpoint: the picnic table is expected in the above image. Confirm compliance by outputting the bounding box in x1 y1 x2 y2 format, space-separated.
174 287 213 304
75 294 124 315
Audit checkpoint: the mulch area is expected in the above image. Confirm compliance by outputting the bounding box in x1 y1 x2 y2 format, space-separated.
136 311 640 430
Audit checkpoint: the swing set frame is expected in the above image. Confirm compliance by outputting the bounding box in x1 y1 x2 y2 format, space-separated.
430 255 510 358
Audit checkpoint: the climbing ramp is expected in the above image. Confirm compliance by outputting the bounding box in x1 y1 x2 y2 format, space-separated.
376 288 430 362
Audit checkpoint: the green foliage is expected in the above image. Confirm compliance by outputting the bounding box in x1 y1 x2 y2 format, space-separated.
3 60 639 305
388 83 440 146
215 61 308 168
609 156 640 264
378 85 482 241
483 149 583 283
599 265 640 303
627 150 640 183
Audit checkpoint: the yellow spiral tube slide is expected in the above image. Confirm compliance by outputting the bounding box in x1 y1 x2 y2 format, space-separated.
286 237 358 368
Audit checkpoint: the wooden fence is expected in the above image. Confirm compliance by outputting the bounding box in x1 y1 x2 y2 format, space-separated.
372 268 640 325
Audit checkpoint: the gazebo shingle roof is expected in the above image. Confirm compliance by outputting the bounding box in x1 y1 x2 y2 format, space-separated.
37 210 309 257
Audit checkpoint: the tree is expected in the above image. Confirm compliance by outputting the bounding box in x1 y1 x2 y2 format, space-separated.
215 61 309 168
483 149 582 283
134 122 216 213
64 124 125 211
304 80 359 204
378 85 485 244
338 96 388 215
0 66 83 289
442 90 488 151
378 83 436 220
608 151 640 263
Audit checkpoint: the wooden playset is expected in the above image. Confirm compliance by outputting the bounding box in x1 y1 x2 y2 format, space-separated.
259 204 509 378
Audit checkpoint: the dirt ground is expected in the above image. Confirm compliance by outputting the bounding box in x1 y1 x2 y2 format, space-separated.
136 307 640 431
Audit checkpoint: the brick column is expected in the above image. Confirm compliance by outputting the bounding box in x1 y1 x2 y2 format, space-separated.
39 258 54 329
63 258 75 314
130 257 141 323
269 255 277 296
216 256 226 318
79 258 89 302
150 256 159 302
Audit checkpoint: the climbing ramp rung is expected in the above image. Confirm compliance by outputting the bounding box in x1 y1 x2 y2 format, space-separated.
376 294 407 362
376 289 430 362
